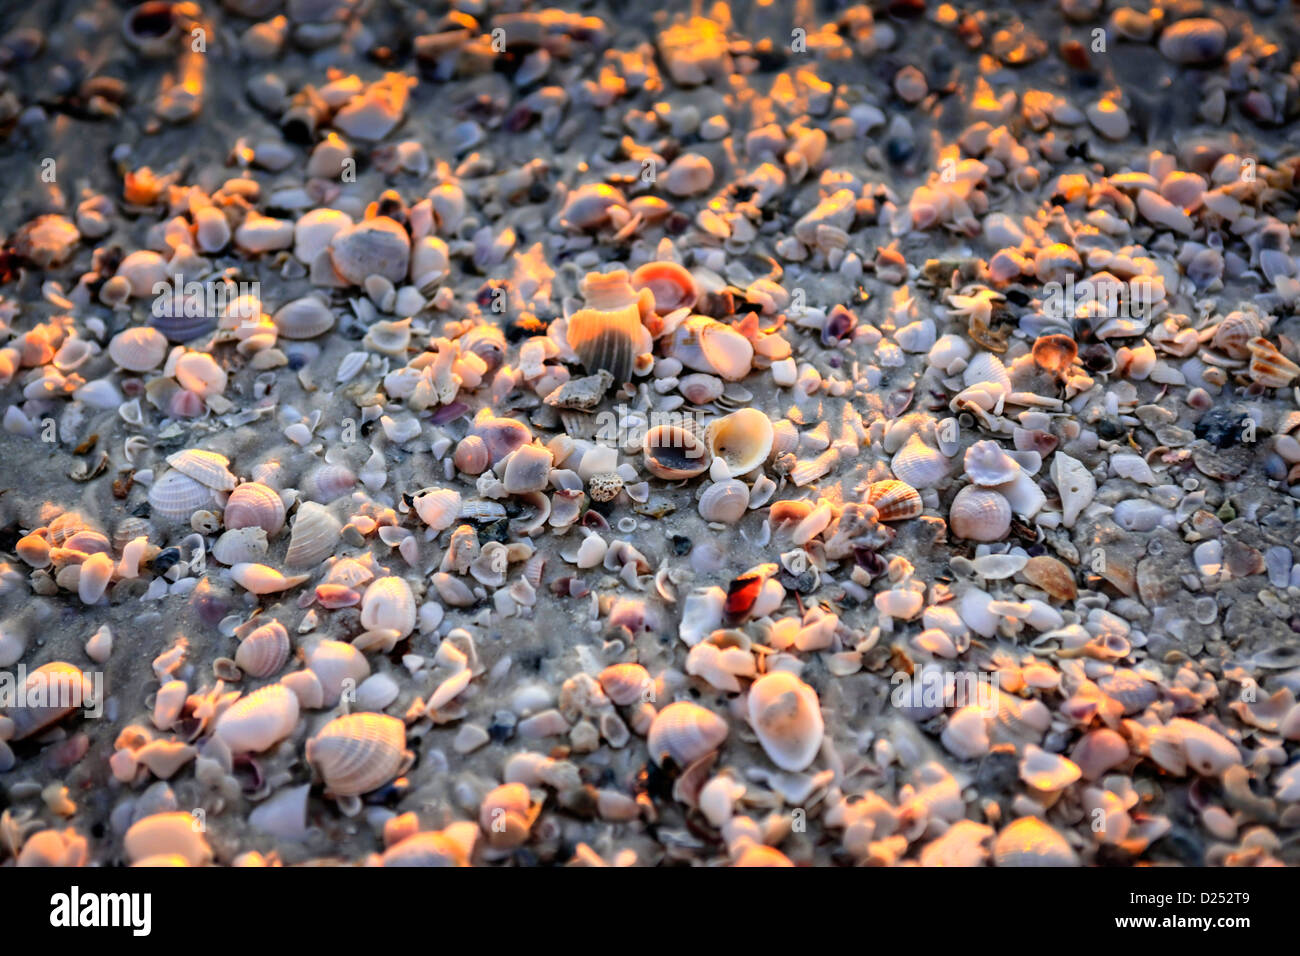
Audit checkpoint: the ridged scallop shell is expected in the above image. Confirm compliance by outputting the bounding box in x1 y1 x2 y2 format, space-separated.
306 713 410 796
214 683 300 753
643 423 711 479
235 620 291 678
891 433 949 489
646 701 728 768
949 486 1011 541
360 576 416 638
699 479 749 522
992 817 1078 867
273 296 335 339
1247 337 1300 388
223 482 286 535
285 502 342 568
963 351 1012 392
599 663 653 706
705 408 774 477
964 440 1020 486
747 671 824 772
2 661 91 740
669 315 754 381
109 326 169 372
166 449 237 491
630 260 698 314
148 469 217 521
302 463 356 503
413 488 461 531
865 479 922 521
566 269 648 385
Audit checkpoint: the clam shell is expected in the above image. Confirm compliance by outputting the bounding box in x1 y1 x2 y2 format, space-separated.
329 217 411 286
285 501 342 568
747 671 824 772
705 408 774 477
631 261 698 314
453 436 490 475
166 449 237 491
964 440 1020 486
2 662 91 740
211 527 269 566
303 463 356 503
148 469 217 521
891 433 949 489
566 269 647 385
646 701 728 768
273 296 336 339
599 663 654 706
669 315 753 381
235 620 291 678
643 423 711 479
1022 555 1077 601
306 713 410 796
699 478 750 522
109 326 169 372
949 486 1011 541
214 683 300 753
360 576 416 638
223 482 286 535
413 488 461 531
865 479 922 521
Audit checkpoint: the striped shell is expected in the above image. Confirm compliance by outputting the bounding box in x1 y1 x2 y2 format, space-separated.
643 423 711 480
360 576 416 638
698 479 749 523
306 713 411 796
108 326 169 372
747 671 824 772
864 479 922 521
949 486 1011 541
566 269 648 385
166 449 237 491
214 683 300 753
599 663 653 706
223 482 286 535
235 620 291 678
302 463 356 503
272 296 335 339
148 469 216 521
891 433 949 489
646 701 728 768
2 661 91 740
285 502 342 568
705 408 774 477
1247 337 1300 388
413 488 461 531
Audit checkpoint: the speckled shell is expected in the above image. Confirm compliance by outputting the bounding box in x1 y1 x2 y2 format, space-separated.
948 485 1012 541
705 408 774 476
360 575 416 638
306 713 410 796
646 701 728 768
148 469 217 521
214 683 300 753
747 671 824 772
223 482 286 535
865 479 923 521
284 502 342 568
166 449 237 491
2 661 91 741
235 620 291 678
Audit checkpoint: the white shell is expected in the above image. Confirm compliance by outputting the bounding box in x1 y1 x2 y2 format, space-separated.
303 464 356 503
285 502 342 568
892 433 949 489
124 813 213 866
646 701 728 768
698 479 749 522
223 482 286 535
211 527 269 565
109 327 169 372
949 486 1011 541
306 640 371 707
705 409 774 476
306 713 410 796
1050 452 1096 527
214 684 300 753
747 671 824 771
599 663 654 706
167 449 237 491
964 440 1020 486
230 563 309 595
235 620 291 678
413 488 461 532
360 576 416 638
148 469 217 521
273 296 335 339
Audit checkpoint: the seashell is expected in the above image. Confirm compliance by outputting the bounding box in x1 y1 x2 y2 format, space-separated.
78 552 114 604
1211 310 1267 359
964 440 1020 486
381 827 476 867
705 409 774 477
1022 555 1077 601
599 663 653 707
167 449 237 492
747 671 824 772
305 713 412 797
1069 729 1129 780
453 436 490 476
502 444 553 495
1019 744 1081 792
305 640 370 707
223 482 286 535
109 327 169 372
413 488 461 531
272 297 335 339
891 433 949 489
122 2 180 57
2 662 91 740
566 269 649 385
230 563 309 595
124 813 212 867
558 182 626 231
1050 452 1095 527
949 486 1011 541
1246 337 1299 389
643 423 711 479
249 784 311 843
992 817 1078 867
678 373 725 405
360 576 416 638
174 352 226 398
479 782 536 849
470 414 533 465
699 479 749 523
863 479 923 522
646 701 728 768
214 684 300 753
284 502 342 568
1170 718 1240 776
631 261 698 314
235 620 291 678
1158 17 1226 65
971 553 1027 579
330 217 411 286
669 315 753 381
296 208 353 264
1031 333 1078 377
148 469 216 521
303 463 356 503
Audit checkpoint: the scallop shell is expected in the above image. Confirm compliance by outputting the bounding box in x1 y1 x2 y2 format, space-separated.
699 479 750 523
964 440 1020 486
705 408 774 477
166 449 237 492
669 315 754 381
148 469 217 521
631 261 698 314
643 423 712 479
891 433 949 489
306 713 411 796
303 463 356 503
285 502 342 568
2 662 91 741
646 701 728 768
992 817 1078 867
223 482 286 535
109 326 169 372
235 620 291 678
566 269 648 385
865 479 923 521
949 486 1011 541
273 296 335 339
747 671 824 772
1246 337 1300 389
360 576 416 638
413 488 461 532
214 683 300 753
599 663 653 706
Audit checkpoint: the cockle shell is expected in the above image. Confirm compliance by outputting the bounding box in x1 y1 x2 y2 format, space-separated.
646 701 728 768
964 440 1020 486
214 684 300 753
747 671 824 772
992 817 1078 867
167 449 237 492
223 482 286 535
631 261 698 314
2 661 91 741
699 479 749 522
949 486 1011 541
109 326 169 372
235 620 291 678
705 408 774 477
643 423 711 479
1211 311 1267 359
599 663 654 706
566 269 651 385
148 469 217 521
413 488 461 531
272 296 335 339
302 463 356 503
305 640 369 707
669 315 753 381
865 479 923 521
891 433 949 489
284 502 342 568
452 436 490 475
306 713 411 796
360 576 416 638
1246 337 1300 388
